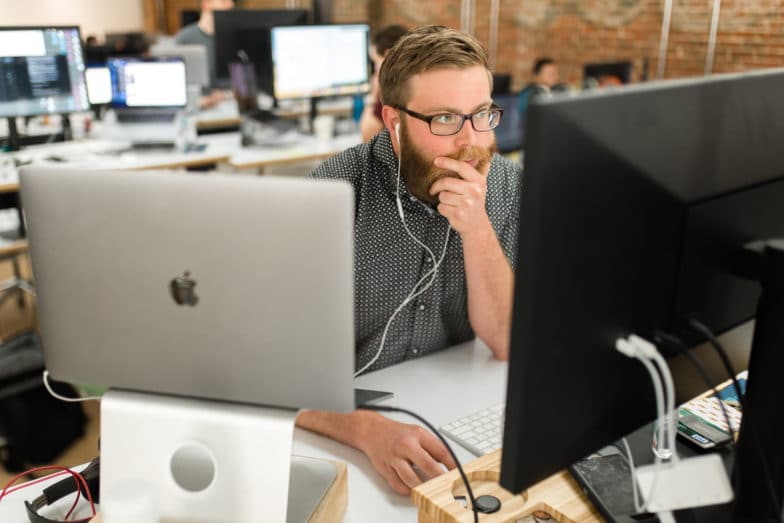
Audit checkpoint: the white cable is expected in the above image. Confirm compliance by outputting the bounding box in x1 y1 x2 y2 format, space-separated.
615 337 667 512
354 135 452 377
42 370 102 402
621 437 644 513
628 335 679 464
353 226 450 377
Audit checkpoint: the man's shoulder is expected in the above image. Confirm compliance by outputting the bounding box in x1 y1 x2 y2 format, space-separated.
308 142 372 182
490 154 522 180
488 154 523 201
174 24 207 45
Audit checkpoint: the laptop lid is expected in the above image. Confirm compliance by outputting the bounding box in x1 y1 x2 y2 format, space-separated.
108 56 187 110
20 167 355 412
150 44 209 89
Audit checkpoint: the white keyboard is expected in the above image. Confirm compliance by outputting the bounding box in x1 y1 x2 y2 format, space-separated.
439 404 504 456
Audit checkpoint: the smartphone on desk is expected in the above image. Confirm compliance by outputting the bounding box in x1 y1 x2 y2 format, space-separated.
570 447 657 522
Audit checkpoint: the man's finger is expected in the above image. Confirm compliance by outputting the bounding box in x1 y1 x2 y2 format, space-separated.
392 459 423 490
434 156 483 181
409 446 449 479
383 463 412 495
420 432 458 470
429 176 474 197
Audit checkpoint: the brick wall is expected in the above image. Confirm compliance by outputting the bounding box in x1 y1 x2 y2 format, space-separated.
334 0 784 91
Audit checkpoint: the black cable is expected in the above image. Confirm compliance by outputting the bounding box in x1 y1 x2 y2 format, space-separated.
358 405 480 523
654 331 737 451
688 319 747 412
687 319 783 523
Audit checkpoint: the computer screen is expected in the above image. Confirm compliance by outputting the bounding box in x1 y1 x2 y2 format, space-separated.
0 26 89 118
213 9 309 88
271 24 370 101
501 69 784 520
491 92 522 154
104 32 148 56
107 56 187 108
583 60 633 87
85 65 111 105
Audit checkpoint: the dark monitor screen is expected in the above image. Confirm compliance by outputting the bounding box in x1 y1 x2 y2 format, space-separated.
492 92 522 155
213 9 309 88
583 60 633 87
270 24 370 101
0 26 90 118
501 69 784 519
103 32 148 57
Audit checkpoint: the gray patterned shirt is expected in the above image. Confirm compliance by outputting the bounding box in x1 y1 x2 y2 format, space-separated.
309 130 522 373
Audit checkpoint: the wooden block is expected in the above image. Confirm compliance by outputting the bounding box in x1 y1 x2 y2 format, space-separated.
412 450 603 523
308 460 348 523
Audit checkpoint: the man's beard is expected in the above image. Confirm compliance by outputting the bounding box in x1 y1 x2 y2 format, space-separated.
398 120 495 206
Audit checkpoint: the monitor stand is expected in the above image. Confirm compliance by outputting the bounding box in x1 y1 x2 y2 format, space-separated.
100 389 345 522
5 117 20 152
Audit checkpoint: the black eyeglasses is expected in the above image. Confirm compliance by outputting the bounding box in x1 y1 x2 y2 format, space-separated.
393 105 504 136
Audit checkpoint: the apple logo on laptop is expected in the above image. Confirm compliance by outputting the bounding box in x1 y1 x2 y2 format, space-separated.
170 270 199 306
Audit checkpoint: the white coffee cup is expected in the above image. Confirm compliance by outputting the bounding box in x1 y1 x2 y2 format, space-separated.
313 115 335 145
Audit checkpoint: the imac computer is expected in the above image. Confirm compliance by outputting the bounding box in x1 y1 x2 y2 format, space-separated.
21 167 355 521
213 9 309 89
270 23 370 126
501 68 784 521
0 26 90 150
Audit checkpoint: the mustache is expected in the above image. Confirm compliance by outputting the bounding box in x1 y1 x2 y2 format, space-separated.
431 145 493 180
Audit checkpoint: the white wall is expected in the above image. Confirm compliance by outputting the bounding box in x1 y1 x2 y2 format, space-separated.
0 0 145 40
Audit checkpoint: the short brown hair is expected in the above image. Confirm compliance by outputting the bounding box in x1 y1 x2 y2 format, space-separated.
378 25 492 108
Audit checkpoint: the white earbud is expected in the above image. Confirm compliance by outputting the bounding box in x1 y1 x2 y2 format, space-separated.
394 122 400 142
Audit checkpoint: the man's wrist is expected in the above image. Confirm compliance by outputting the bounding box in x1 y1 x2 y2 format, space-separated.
458 217 495 245
348 409 383 452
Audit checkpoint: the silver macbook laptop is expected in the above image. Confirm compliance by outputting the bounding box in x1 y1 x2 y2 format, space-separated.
103 56 188 145
20 167 355 412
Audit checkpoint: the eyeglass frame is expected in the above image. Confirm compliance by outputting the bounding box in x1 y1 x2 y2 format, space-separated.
392 104 504 136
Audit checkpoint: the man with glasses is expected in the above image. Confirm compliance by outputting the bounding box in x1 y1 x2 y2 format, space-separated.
299 25 522 495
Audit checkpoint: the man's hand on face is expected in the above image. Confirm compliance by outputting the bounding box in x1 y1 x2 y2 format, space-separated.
360 414 456 495
429 156 492 237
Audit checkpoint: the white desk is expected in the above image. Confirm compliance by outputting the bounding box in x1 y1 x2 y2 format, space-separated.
229 132 361 171
0 340 506 522
10 134 241 172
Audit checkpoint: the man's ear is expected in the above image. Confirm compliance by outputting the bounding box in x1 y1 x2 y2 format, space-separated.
382 105 401 151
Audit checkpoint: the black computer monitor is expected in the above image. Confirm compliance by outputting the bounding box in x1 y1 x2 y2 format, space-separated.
501 69 784 521
583 60 633 87
491 92 522 155
0 26 90 150
104 32 148 56
270 23 370 101
213 9 309 89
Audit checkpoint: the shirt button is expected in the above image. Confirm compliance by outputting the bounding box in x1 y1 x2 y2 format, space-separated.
426 257 432 263
412 348 419 355
418 304 425 311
